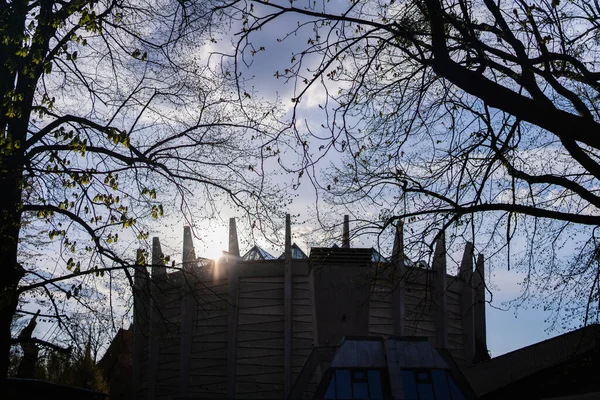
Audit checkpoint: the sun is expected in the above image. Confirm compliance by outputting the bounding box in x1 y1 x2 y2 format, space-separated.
195 225 229 261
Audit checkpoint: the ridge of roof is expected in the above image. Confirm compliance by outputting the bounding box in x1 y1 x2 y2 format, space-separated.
277 243 309 260
463 324 600 396
241 245 275 261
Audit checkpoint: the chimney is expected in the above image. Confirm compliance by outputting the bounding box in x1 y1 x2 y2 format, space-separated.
342 215 350 248
473 253 489 362
229 218 240 258
283 214 293 396
392 221 406 336
459 242 475 366
433 231 448 349
182 226 196 269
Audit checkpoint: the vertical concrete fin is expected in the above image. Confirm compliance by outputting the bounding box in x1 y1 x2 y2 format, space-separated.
473 253 489 363
342 215 350 248
459 242 475 366
392 221 406 336
229 217 240 258
182 226 196 268
392 221 404 261
149 237 165 400
180 227 195 396
151 237 166 278
285 214 292 259
133 248 150 300
433 231 446 270
284 214 293 396
133 249 150 400
227 262 240 399
459 242 474 278
152 237 163 265
433 231 448 349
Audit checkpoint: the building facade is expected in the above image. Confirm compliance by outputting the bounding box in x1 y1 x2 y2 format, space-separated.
132 216 488 399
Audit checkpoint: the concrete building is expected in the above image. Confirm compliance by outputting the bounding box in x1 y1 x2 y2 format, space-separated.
131 215 488 399
463 323 600 399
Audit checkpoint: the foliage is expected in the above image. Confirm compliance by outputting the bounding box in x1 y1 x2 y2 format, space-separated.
9 345 109 392
220 0 600 327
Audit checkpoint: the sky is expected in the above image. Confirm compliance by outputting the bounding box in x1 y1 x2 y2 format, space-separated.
22 0 584 359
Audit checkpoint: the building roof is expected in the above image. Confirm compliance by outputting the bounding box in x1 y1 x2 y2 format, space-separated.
98 327 132 373
463 324 600 397
309 247 373 266
241 245 275 261
371 248 388 262
328 336 449 370
308 336 471 400
384 337 449 370
277 243 309 260
329 337 388 369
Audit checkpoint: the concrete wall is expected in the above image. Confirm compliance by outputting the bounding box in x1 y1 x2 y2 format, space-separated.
132 221 485 399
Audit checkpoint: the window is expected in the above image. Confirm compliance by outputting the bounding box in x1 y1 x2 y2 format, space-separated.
401 369 465 400
324 369 385 399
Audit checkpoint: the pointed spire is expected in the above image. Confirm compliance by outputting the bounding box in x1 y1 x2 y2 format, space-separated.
134 248 149 283
182 226 196 268
459 242 476 366
283 213 293 395
433 230 448 349
432 231 447 273
392 221 406 336
473 254 485 301
133 249 150 397
392 221 404 263
285 214 292 261
152 237 162 265
180 228 196 395
148 238 165 400
459 242 474 279
229 218 240 258
473 253 489 363
134 248 150 289
151 237 166 278
135 248 145 265
342 215 350 248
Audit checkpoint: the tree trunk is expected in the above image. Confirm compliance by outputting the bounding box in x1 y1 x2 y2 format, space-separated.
0 188 25 380
0 117 28 380
0 154 25 379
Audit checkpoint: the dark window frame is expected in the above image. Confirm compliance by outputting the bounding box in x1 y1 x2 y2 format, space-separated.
317 367 391 400
400 368 465 400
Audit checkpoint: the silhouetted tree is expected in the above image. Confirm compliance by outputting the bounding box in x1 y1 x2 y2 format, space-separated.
30 342 108 392
220 0 600 326
1 0 286 378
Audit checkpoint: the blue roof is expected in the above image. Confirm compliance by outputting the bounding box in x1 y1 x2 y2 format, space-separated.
277 243 309 260
371 248 388 262
241 245 275 261
318 337 465 400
